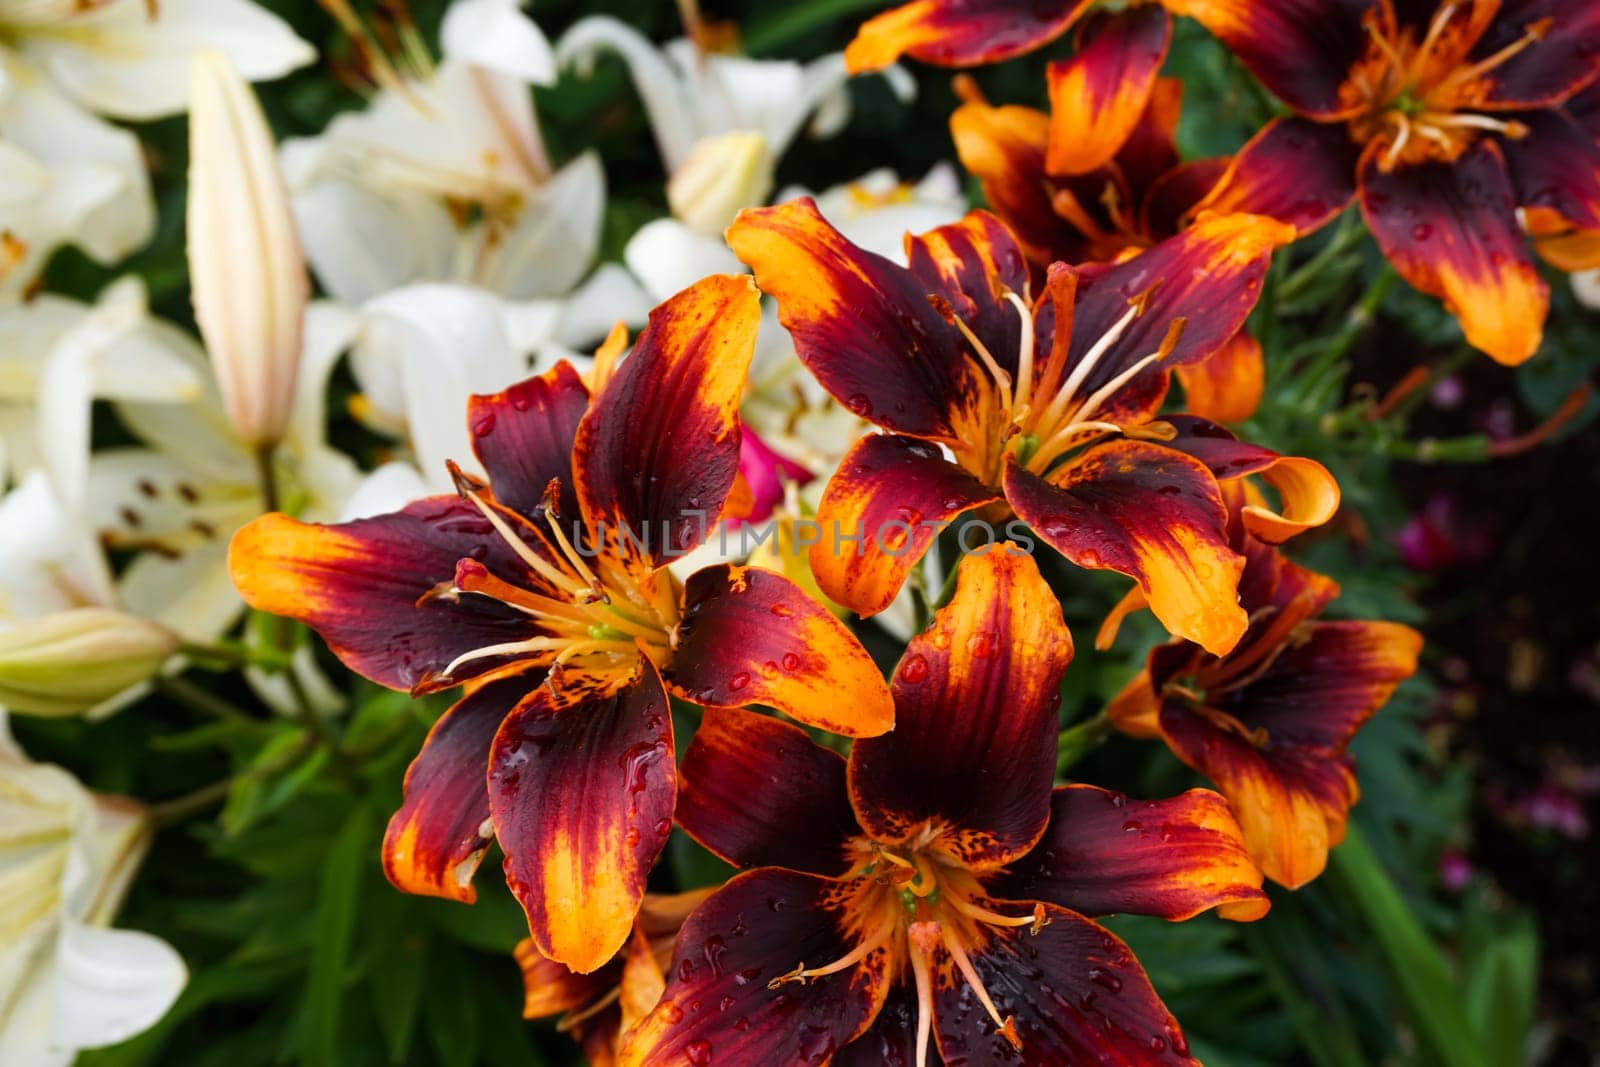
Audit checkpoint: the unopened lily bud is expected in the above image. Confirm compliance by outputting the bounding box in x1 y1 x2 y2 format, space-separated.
0 609 179 717
668 131 773 236
187 51 309 451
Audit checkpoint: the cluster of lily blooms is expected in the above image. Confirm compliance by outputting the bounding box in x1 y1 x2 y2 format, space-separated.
224 0 1600 1063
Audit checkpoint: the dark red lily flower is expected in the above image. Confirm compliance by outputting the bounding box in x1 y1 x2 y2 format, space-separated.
1105 459 1423 887
952 75 1269 422
1187 0 1600 364
620 548 1268 1066
1530 79 1600 270
227 276 893 973
518 888 714 1065
727 200 1338 655
847 2 1191 184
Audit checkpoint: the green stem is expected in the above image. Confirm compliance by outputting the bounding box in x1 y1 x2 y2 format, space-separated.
1277 212 1361 305
155 673 259 725
149 731 320 827
1329 824 1489 1067
149 779 234 826
743 0 887 54
1056 712 1112 776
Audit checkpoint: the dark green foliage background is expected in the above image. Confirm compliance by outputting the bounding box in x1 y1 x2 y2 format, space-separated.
16 1 1599 1064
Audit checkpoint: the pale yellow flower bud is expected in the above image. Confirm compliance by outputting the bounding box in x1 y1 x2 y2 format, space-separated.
0 609 179 718
187 51 309 451
667 131 773 237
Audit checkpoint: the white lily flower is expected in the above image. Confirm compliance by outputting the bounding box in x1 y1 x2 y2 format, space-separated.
0 714 185 1065
281 0 652 474
280 0 594 304
0 471 114 619
557 17 914 234
0 276 201 488
87 303 362 642
0 0 313 296
1574 268 1600 310
188 50 309 453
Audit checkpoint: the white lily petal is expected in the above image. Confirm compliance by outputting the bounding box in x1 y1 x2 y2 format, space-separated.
86 448 253 548
0 949 67 1067
0 58 152 288
340 461 431 522
483 150 604 299
286 163 458 305
357 285 528 487
0 471 113 616
288 301 362 456
623 218 743 304
441 0 557 85
51 918 185 1051
24 0 313 121
245 643 343 719
699 51 807 152
35 278 146 514
109 317 252 485
557 16 697 172
117 540 242 643
188 50 309 450
549 263 653 349
1574 268 1600 310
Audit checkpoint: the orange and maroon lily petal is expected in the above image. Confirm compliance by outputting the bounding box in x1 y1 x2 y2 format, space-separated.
1568 80 1600 139
1162 416 1341 543
1162 620 1423 886
1360 139 1548 365
619 868 890 1067
809 434 1001 618
845 0 1092 72
382 670 539 902
835 987 917 1067
849 549 1073 869
1005 442 1247 656
728 198 981 441
516 937 618 1021
1166 0 1371 118
1174 330 1264 424
668 564 895 737
1502 109 1600 231
906 211 1030 372
1192 117 1361 236
1142 157 1230 241
1467 0 1600 109
573 274 759 572
1157 704 1358 890
950 101 1091 267
1045 6 1173 178
488 664 675 973
675 707 858 877
930 905 1198 1065
1067 213 1292 407
227 501 540 692
467 361 589 524
998 785 1270 923
1117 76 1186 206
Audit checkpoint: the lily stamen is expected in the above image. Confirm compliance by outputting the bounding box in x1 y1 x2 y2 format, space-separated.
1433 17 1551 96
542 501 607 604
1005 291 1036 420
908 923 938 1067
939 924 1023 1051
767 911 897 989
450 467 590 599
954 312 1014 416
